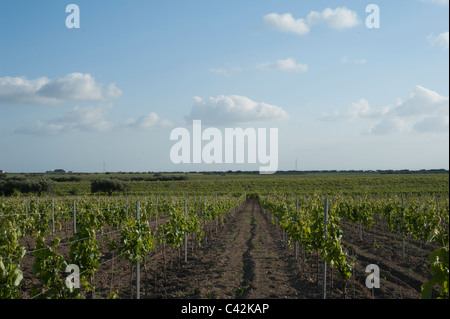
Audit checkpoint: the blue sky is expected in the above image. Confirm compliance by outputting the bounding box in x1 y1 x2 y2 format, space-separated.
0 0 448 173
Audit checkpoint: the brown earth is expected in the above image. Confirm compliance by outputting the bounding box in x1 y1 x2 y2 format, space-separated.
18 198 438 299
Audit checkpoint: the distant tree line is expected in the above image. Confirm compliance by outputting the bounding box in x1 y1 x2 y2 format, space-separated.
89 175 187 196
127 175 187 182
0 177 55 196
103 174 188 182
270 169 449 175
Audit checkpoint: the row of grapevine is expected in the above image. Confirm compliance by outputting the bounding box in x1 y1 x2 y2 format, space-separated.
259 194 449 299
333 195 448 299
0 194 245 299
259 195 353 298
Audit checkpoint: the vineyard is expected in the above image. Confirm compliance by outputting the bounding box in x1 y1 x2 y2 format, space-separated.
0 172 448 299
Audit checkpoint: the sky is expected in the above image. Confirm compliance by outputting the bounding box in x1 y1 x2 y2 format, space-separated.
0 0 448 173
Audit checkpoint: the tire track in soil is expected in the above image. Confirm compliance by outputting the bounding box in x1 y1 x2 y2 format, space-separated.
339 219 435 299
241 198 309 298
152 198 315 299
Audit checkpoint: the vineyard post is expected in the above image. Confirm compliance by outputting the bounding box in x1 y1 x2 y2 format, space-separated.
295 199 299 260
359 197 362 241
184 199 188 262
136 201 140 299
51 198 55 241
215 195 218 234
155 195 158 231
282 202 286 242
401 198 405 258
204 198 208 244
322 198 329 299
73 200 77 234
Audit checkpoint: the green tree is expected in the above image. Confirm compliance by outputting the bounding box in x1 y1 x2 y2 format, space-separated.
90 179 131 196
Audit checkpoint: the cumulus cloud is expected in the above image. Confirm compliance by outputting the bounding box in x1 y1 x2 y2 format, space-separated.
105 83 123 99
413 116 449 133
263 13 310 35
427 31 449 49
320 85 449 135
15 105 171 135
263 7 360 36
185 95 289 125
257 58 308 72
420 0 449 5
0 76 56 104
126 112 174 130
15 105 115 135
320 98 389 122
394 85 449 117
306 7 361 30
368 86 449 135
367 118 409 135
348 99 389 120
0 73 122 105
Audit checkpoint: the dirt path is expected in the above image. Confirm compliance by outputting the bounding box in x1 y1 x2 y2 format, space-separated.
148 198 317 299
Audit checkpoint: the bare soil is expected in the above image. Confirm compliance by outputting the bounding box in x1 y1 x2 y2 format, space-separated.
18 198 438 299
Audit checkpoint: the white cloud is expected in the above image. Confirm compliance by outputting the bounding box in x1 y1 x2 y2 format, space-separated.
0 76 56 104
366 118 409 135
185 95 289 125
0 73 122 105
37 73 103 101
106 83 123 99
427 31 449 49
55 105 114 132
257 58 308 72
348 99 389 120
15 105 172 135
126 112 174 130
14 121 65 135
369 86 449 135
264 7 360 36
320 85 449 135
413 116 449 133
306 7 361 30
209 67 242 77
394 85 449 117
421 0 449 5
15 105 114 135
320 98 388 122
263 13 310 35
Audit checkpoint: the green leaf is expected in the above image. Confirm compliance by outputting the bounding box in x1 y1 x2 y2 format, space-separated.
421 279 435 299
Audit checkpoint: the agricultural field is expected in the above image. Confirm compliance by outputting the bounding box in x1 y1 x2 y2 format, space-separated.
0 171 448 300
